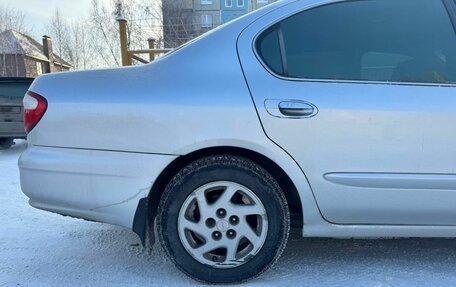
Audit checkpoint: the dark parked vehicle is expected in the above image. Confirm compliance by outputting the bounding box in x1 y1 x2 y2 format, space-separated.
0 78 33 149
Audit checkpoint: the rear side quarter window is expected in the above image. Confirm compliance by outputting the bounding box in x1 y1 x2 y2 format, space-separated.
256 25 284 75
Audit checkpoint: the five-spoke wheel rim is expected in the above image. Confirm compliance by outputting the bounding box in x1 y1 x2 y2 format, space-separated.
178 181 268 268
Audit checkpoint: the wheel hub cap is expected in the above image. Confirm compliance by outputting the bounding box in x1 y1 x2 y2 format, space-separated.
216 220 230 232
177 181 268 268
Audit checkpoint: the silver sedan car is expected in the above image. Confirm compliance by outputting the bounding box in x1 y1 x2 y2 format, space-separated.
19 0 456 283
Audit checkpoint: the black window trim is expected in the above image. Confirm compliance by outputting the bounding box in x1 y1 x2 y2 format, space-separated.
277 23 289 77
253 0 456 88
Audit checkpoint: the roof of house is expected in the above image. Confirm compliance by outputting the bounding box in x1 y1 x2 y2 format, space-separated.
0 30 72 68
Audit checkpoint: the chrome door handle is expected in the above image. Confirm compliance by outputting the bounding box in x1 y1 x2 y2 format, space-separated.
265 99 318 118
278 101 315 117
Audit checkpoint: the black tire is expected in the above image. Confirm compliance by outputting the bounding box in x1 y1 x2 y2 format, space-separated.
0 138 14 150
157 155 290 284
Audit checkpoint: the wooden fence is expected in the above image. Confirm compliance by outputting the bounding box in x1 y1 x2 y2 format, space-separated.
117 17 172 66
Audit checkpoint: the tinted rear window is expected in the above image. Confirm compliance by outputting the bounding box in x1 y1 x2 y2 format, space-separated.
0 82 32 99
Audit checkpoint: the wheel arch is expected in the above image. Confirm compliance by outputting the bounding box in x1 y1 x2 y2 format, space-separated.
135 145 305 246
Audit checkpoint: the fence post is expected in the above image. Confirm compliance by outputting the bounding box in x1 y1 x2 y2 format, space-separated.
148 38 156 62
117 17 131 66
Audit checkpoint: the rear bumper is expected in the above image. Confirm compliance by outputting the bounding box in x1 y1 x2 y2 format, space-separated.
0 122 26 138
18 145 177 229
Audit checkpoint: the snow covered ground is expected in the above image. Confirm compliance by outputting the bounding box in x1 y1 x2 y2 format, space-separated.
2 140 456 286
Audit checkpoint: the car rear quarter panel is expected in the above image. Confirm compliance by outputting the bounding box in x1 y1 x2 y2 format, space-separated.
21 0 323 230
27 2 295 156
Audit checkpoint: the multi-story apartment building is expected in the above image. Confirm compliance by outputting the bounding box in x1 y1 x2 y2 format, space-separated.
219 0 277 24
162 0 194 48
249 0 277 11
162 0 277 48
193 0 222 35
221 0 249 24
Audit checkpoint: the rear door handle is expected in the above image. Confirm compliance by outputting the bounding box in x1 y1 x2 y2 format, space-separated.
278 101 315 117
265 99 318 118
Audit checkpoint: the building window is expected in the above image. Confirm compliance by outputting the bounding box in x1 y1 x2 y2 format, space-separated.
226 0 233 7
201 15 213 28
201 0 212 4
257 0 268 3
36 62 43 75
237 0 244 7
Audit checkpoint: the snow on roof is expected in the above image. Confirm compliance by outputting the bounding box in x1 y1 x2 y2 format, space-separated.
0 30 72 67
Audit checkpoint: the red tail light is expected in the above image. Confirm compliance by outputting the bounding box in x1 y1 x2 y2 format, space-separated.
23 91 47 134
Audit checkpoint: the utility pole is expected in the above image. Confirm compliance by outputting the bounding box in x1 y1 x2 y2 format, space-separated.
117 17 131 66
116 2 131 66
148 38 156 62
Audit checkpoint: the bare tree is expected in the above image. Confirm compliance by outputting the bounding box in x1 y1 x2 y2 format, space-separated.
90 0 122 67
0 4 30 77
89 0 166 66
0 0 197 71
0 4 29 33
48 9 70 71
68 20 98 70
121 0 164 48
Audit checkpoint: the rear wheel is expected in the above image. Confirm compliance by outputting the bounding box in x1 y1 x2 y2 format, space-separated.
157 155 290 283
0 138 14 150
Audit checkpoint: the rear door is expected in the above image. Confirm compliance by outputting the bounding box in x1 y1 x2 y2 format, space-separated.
0 80 32 138
238 0 456 225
